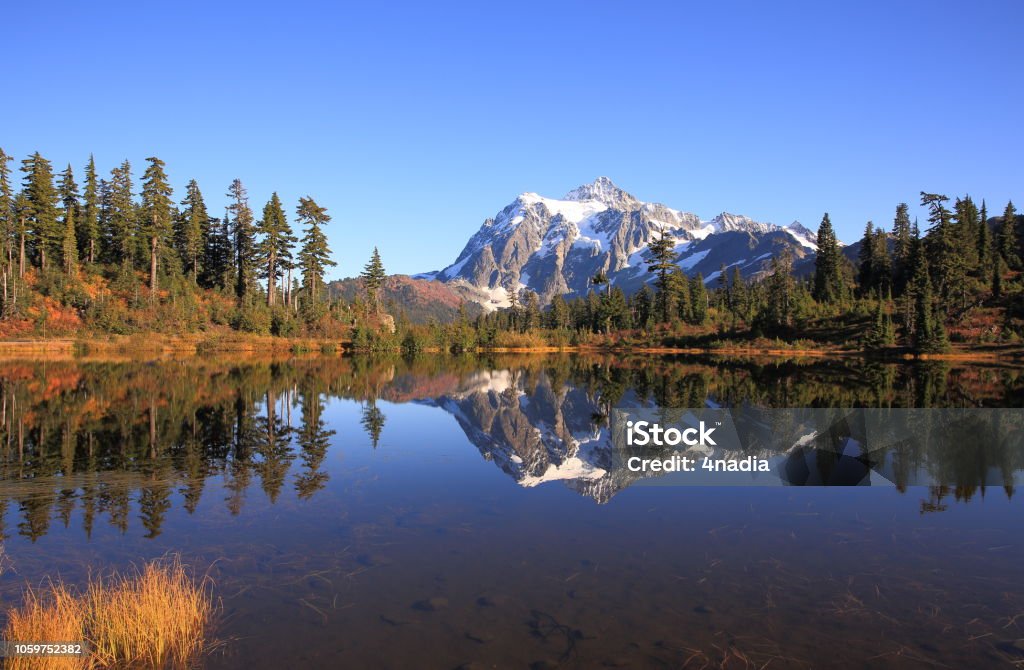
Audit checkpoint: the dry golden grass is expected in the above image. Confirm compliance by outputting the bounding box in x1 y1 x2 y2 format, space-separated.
3 556 215 670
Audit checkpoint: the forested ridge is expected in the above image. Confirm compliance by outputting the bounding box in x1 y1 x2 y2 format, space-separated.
0 148 359 338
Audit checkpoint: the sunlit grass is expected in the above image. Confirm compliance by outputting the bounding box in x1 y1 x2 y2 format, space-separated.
4 556 215 669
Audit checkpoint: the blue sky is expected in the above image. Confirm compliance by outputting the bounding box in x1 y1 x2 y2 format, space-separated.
4 1 1022 279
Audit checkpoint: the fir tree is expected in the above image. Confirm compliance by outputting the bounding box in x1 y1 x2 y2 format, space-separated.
106 160 135 268
977 199 991 285
545 293 567 329
647 229 679 322
921 192 964 310
361 247 386 313
227 179 256 302
0 149 13 272
857 221 875 294
255 192 295 307
813 213 844 303
177 179 208 284
1000 201 1019 270
728 266 746 322
765 251 795 330
140 157 174 296
872 228 892 293
689 274 708 324
58 164 80 275
80 155 100 264
296 196 335 305
20 152 60 271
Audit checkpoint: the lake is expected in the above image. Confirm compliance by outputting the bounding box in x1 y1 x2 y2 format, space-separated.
0 354 1022 668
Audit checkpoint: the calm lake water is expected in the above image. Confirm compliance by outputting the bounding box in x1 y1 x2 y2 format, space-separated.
0 354 1022 668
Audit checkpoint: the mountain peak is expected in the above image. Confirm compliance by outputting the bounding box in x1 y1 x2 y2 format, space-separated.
563 177 635 206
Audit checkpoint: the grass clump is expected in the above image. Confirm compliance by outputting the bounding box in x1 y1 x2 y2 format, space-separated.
4 556 215 669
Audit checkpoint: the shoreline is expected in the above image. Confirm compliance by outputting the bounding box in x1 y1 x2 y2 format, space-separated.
0 335 1020 363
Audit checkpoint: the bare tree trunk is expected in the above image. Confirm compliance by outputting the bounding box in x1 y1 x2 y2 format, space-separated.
89 239 95 265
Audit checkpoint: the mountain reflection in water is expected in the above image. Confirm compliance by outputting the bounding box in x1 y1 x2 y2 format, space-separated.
0 354 1020 541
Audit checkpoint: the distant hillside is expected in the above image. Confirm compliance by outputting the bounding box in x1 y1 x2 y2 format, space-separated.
327 275 482 324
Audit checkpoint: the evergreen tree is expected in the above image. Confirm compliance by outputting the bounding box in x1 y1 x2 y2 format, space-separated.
0 149 13 272
813 213 844 303
1000 201 1019 270
80 155 99 264
893 202 912 266
647 229 679 322
58 164 80 275
689 274 708 324
140 157 174 296
921 192 964 310
668 268 690 322
863 297 895 349
227 179 256 302
728 266 746 321
177 179 208 284
591 270 609 295
255 192 295 307
20 152 60 271
361 247 386 313
978 199 991 285
106 160 135 268
547 293 570 329
634 284 655 330
12 192 30 278
296 196 335 304
857 221 875 293
764 251 795 330
870 227 891 295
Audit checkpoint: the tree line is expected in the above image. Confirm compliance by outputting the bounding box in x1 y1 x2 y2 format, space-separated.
0 148 343 335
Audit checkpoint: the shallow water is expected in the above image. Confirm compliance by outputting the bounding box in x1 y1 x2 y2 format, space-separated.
0 355 1022 668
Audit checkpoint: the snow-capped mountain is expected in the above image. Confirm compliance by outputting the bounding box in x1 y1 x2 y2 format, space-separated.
420 177 821 310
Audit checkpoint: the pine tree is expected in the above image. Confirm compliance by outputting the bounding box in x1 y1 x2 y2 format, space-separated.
765 251 795 329
668 268 690 322
177 179 208 284
1000 201 1019 270
863 298 894 349
58 164 80 275
0 148 13 273
255 193 295 307
870 227 891 295
20 152 60 271
728 266 746 321
106 160 135 268
590 270 609 295
227 179 256 302
921 192 964 311
813 213 844 303
689 274 708 324
80 155 99 264
978 199 991 286
361 247 386 313
647 229 679 322
893 203 912 267
296 196 335 306
857 221 875 294
140 157 174 297
549 293 570 330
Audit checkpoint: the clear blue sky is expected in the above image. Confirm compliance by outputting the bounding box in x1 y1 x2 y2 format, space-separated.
4 1 1022 279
